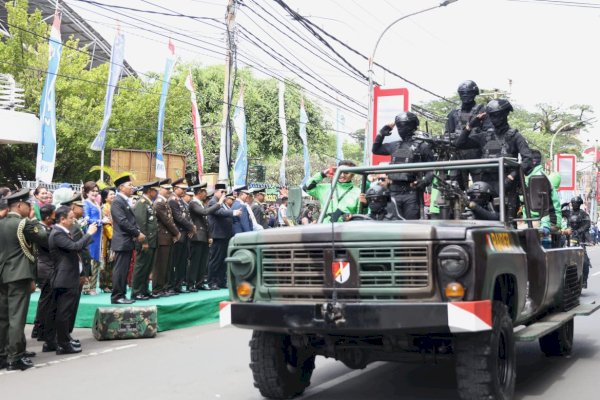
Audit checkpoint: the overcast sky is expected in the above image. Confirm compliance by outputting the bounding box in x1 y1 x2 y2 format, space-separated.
64 0 600 145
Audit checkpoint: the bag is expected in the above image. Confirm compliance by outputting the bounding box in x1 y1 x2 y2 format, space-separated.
92 306 158 340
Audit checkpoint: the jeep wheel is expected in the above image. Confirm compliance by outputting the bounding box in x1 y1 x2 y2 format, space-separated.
454 302 516 400
249 331 316 399
539 319 574 357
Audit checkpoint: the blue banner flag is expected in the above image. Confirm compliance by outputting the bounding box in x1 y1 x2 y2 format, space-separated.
35 7 62 183
233 87 247 187
91 27 125 151
155 39 176 179
299 97 311 187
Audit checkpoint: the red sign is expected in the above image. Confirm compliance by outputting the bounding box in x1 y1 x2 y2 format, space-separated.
556 153 576 191
372 86 409 165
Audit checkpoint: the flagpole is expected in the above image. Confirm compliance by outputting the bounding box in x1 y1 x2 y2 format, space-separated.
100 149 105 182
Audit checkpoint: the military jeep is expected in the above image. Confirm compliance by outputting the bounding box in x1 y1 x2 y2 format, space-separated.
220 158 598 400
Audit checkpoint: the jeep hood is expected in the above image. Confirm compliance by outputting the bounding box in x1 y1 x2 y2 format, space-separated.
230 220 501 245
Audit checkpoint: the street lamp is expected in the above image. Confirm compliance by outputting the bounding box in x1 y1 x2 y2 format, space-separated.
549 121 581 171
364 0 459 165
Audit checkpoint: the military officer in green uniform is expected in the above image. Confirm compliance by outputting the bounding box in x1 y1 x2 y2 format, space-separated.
132 181 159 300
0 188 47 370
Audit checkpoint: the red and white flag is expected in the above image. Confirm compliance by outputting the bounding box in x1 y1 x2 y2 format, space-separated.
185 69 203 180
583 147 600 163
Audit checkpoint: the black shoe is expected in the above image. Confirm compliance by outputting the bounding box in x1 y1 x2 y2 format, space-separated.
7 357 34 371
148 292 161 299
24 350 36 358
31 327 39 339
166 289 180 296
111 298 136 304
56 344 82 355
188 286 199 292
158 291 173 297
70 340 82 349
133 294 150 301
68 336 80 345
42 342 57 352
199 283 211 291
209 283 220 290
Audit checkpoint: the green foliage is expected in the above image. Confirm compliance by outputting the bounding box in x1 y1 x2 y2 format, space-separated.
0 3 334 186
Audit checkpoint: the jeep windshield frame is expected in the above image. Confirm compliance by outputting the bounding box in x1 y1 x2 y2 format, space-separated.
318 157 528 227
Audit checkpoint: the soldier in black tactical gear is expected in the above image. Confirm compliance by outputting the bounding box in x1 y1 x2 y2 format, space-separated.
565 196 592 288
456 99 533 221
444 80 493 188
465 181 499 220
365 183 402 221
373 112 434 219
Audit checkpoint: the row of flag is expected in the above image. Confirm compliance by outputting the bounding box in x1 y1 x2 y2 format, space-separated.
34 6 343 186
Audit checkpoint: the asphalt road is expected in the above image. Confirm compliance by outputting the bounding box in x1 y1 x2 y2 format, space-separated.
2 246 600 400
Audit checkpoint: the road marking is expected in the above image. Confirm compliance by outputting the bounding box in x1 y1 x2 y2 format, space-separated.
0 344 138 377
298 362 386 399
592 271 600 277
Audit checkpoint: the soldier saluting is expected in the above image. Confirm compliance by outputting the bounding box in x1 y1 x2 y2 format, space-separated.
0 188 47 370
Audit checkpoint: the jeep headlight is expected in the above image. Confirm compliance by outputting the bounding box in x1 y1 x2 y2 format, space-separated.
438 245 469 278
226 249 255 279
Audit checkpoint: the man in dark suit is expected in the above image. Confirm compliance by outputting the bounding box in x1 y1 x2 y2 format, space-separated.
45 206 96 354
188 183 222 291
60 195 92 340
207 186 241 290
132 181 159 300
152 180 179 296
168 178 196 292
31 204 56 342
232 187 253 234
110 175 144 304
0 188 47 370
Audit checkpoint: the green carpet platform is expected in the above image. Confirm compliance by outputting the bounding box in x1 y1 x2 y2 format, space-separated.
26 289 230 332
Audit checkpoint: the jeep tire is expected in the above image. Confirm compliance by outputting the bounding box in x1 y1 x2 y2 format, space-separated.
454 301 516 400
249 331 316 399
539 319 574 357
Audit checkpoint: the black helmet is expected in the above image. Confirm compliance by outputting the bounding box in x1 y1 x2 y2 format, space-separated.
457 80 479 95
366 183 389 214
467 181 496 203
394 112 419 130
485 99 513 115
570 196 583 205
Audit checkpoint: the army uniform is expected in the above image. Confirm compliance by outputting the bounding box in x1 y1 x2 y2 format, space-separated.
567 197 592 287
251 198 268 229
168 179 195 292
132 184 159 299
0 189 46 370
32 221 54 341
152 183 179 295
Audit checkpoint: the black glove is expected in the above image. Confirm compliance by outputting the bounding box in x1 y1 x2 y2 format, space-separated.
415 179 429 191
379 125 393 137
467 115 482 130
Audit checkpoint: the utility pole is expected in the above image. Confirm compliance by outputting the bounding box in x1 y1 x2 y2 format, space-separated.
218 0 236 184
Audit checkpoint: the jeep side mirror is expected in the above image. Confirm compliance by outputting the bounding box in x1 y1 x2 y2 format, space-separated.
287 186 303 222
528 175 550 216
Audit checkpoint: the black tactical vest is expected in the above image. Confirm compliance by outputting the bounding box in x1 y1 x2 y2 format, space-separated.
390 139 423 182
482 129 517 158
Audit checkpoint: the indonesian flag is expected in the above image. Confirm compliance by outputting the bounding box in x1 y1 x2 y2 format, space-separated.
583 147 600 163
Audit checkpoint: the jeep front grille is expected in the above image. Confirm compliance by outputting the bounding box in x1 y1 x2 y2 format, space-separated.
260 244 431 296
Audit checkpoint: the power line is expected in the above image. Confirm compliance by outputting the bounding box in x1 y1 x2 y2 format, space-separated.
272 0 455 104
239 1 366 85
70 0 223 21
508 0 600 8
236 28 366 116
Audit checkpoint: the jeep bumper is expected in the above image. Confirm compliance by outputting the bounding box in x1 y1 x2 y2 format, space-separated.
219 300 492 334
